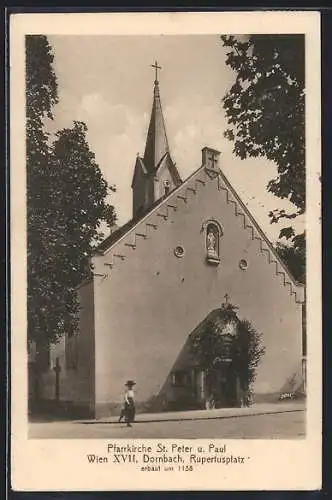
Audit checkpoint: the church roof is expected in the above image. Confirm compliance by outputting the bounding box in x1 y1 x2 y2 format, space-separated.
95 156 304 304
130 156 148 188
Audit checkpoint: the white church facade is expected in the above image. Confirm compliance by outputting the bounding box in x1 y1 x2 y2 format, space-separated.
31 67 306 419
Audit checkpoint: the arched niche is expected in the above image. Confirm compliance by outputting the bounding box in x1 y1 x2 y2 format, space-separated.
202 219 223 265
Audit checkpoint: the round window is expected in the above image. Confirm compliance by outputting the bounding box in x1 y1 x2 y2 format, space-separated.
239 259 248 270
174 245 185 258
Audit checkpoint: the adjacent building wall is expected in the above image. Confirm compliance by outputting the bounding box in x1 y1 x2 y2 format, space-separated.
39 280 96 417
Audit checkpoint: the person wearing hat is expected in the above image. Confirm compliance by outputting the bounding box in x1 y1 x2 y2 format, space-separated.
118 380 136 427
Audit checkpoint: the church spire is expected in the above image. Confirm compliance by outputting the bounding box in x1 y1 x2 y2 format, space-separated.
143 61 170 172
131 61 182 219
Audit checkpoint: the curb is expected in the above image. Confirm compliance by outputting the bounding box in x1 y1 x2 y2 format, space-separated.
80 407 305 425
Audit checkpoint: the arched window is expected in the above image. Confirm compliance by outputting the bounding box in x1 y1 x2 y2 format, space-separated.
164 180 170 196
204 220 223 265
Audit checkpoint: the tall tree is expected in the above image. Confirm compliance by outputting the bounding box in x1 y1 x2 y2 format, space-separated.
221 35 305 279
30 121 116 345
275 235 306 285
26 35 58 347
50 121 116 275
26 37 116 346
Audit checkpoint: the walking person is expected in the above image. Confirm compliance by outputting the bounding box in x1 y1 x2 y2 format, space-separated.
119 380 136 427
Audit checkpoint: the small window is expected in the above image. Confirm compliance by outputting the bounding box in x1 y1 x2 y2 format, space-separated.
239 259 248 270
174 245 185 258
171 370 191 387
164 180 170 196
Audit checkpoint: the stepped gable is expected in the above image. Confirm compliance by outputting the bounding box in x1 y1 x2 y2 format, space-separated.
95 149 305 304
97 196 166 253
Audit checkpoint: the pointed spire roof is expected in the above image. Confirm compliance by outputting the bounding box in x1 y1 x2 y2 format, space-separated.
143 62 171 173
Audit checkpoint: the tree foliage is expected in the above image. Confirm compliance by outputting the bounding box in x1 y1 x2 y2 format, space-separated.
50 120 116 279
26 36 116 346
221 34 306 272
221 34 305 218
190 303 265 396
233 318 266 390
275 235 306 284
26 35 59 346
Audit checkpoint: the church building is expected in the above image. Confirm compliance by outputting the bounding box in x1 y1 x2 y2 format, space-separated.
33 64 306 419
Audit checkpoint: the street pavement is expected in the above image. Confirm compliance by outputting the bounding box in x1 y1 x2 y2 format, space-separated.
29 402 305 439
92 401 304 423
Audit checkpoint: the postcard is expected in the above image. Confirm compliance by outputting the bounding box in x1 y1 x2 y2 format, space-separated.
10 11 321 491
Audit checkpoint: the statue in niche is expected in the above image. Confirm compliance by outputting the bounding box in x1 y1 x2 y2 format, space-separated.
207 225 218 258
205 221 222 265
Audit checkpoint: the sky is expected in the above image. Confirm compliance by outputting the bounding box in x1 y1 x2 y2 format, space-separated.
47 34 304 242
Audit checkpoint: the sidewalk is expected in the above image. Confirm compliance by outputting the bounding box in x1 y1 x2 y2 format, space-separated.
86 400 305 425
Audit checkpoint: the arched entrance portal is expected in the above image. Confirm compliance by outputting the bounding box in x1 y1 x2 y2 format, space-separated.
164 307 245 411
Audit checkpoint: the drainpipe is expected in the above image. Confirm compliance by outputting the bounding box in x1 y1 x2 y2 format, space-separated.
302 286 307 394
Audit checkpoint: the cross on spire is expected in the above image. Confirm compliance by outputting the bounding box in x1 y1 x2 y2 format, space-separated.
151 60 162 83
